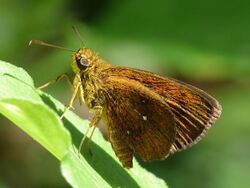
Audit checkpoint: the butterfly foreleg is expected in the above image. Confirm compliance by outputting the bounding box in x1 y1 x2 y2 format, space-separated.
60 81 81 119
37 73 72 90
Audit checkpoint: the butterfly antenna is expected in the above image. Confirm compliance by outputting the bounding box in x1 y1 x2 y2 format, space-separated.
29 39 74 52
72 25 85 47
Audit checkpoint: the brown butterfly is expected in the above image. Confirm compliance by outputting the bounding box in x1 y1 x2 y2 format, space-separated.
30 27 222 168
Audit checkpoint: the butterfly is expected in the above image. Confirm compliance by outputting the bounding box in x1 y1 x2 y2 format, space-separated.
30 27 222 168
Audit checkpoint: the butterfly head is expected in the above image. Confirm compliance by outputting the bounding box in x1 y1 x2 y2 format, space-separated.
72 48 99 73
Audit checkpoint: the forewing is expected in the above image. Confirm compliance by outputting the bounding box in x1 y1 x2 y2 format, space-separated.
101 67 222 154
101 76 176 167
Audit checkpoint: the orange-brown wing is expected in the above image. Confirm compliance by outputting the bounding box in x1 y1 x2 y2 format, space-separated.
101 67 222 154
101 76 176 168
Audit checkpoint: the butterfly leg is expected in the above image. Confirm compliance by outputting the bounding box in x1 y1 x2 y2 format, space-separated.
37 73 72 90
78 106 103 156
60 73 83 119
36 73 77 119
88 106 103 154
60 82 80 119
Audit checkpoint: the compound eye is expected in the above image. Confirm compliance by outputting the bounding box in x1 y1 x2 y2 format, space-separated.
76 57 88 70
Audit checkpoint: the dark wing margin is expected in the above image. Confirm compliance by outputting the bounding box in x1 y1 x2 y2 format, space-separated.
101 76 176 168
101 67 222 155
165 79 222 154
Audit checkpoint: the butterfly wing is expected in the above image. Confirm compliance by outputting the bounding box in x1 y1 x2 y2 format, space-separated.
101 76 176 168
101 67 222 155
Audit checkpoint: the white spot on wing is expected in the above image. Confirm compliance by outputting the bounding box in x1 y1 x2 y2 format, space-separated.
142 115 147 121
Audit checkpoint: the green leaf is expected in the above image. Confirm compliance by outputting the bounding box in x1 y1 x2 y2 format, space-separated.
0 98 70 160
0 60 168 188
0 61 41 102
61 148 112 188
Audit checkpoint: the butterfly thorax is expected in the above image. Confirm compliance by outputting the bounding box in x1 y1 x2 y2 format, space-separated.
72 48 112 110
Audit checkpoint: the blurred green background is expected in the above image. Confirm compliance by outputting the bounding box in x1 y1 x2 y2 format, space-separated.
0 0 250 187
